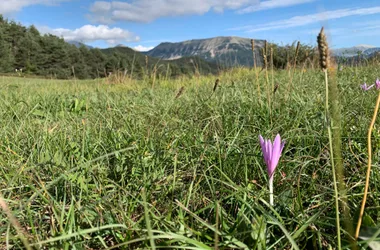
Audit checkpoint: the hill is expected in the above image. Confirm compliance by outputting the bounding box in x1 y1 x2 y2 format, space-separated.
100 46 220 77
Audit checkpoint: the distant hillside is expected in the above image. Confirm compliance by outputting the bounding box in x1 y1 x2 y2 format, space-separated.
362 47 380 57
332 45 380 57
333 44 380 65
101 46 220 76
144 36 266 67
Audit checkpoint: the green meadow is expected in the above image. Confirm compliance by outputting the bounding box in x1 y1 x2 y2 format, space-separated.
1 66 380 249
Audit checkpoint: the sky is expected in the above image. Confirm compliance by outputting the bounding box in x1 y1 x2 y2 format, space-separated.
1 0 380 51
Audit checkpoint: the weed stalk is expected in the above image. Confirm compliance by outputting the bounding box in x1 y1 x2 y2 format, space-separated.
355 91 380 238
251 39 261 105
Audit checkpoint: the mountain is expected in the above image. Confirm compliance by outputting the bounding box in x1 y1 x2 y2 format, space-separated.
362 47 380 57
334 45 380 65
68 41 93 49
332 44 379 57
144 36 266 67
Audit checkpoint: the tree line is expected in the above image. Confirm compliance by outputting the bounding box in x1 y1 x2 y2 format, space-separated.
0 15 219 79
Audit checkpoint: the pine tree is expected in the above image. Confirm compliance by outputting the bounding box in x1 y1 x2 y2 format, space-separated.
0 27 14 72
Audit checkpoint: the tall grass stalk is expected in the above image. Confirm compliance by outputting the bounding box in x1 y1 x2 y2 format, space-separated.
271 46 274 96
152 65 157 89
71 65 76 84
145 55 149 73
318 27 342 250
214 202 220 250
142 187 156 250
263 41 271 118
130 52 136 79
355 91 380 239
329 65 355 247
251 39 261 105
319 29 354 245
286 41 300 101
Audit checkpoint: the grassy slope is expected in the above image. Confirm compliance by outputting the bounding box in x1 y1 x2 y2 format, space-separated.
0 66 380 249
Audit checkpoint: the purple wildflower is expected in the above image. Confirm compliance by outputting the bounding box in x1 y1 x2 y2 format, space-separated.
376 79 380 90
361 83 374 91
259 134 285 206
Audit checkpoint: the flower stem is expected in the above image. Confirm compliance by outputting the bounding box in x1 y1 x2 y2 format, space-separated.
269 175 274 206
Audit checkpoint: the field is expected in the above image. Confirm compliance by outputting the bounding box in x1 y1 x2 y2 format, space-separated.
1 66 380 249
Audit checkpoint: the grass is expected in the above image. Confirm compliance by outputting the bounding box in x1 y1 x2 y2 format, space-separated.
1 66 380 249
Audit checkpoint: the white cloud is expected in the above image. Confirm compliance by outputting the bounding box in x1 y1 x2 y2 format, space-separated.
229 6 380 32
238 0 315 14
133 45 154 51
39 25 140 45
0 0 69 14
89 0 259 23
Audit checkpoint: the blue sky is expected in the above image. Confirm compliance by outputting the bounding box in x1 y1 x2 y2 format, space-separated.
1 0 380 51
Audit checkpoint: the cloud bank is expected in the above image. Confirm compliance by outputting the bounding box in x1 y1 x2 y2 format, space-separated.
0 0 69 14
133 45 154 51
88 0 312 23
229 6 380 32
39 25 139 45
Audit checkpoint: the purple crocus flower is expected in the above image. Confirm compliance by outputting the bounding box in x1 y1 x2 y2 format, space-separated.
259 134 285 206
361 83 374 91
376 79 380 90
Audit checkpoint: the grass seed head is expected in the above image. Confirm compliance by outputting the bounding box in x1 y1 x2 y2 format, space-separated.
213 79 220 92
295 41 301 58
262 47 268 69
175 86 185 99
317 27 330 70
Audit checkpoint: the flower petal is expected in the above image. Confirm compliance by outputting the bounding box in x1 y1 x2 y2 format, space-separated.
259 135 267 163
259 135 265 152
269 134 281 177
266 139 272 167
259 134 285 178
259 135 270 167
